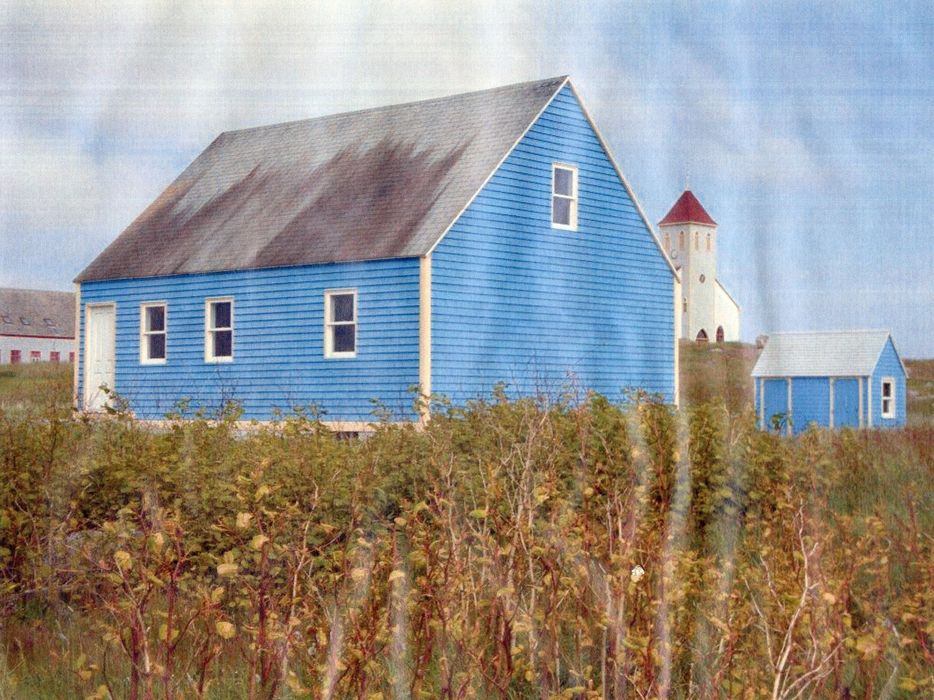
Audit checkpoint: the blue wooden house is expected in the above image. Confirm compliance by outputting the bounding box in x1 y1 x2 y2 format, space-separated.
752 330 907 434
74 77 678 427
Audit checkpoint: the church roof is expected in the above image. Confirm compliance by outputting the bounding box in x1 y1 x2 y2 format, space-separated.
659 190 716 226
76 76 569 282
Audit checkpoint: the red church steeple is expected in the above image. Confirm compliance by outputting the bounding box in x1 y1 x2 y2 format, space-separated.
659 190 717 226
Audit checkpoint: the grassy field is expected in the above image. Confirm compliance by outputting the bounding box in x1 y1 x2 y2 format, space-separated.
0 357 932 698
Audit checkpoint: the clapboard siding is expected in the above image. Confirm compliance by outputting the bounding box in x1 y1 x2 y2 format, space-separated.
77 259 420 421
871 338 906 428
762 379 789 431
791 377 830 434
431 85 675 404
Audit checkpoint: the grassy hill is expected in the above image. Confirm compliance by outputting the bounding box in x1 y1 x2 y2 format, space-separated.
678 340 758 412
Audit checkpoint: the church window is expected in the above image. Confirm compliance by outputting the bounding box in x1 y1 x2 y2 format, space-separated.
699 274 706 283
682 298 687 312
694 232 699 250
706 233 711 251
716 326 725 343
696 329 708 343
679 231 684 250
664 233 671 251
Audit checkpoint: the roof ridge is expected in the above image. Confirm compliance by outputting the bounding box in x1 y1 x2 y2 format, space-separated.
0 287 73 295
220 76 571 137
767 329 889 336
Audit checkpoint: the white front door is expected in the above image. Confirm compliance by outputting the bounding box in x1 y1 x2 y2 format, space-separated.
84 303 116 411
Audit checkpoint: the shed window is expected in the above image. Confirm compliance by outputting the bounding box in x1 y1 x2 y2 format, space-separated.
205 298 234 362
551 163 578 229
880 378 895 418
50 351 60 363
140 303 167 364
0 314 10 324
10 350 21 364
325 290 357 358
20 317 30 326
30 351 41 362
44 318 56 327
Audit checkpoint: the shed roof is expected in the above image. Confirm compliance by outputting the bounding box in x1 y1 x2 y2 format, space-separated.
751 330 904 378
0 288 75 339
76 76 569 282
658 190 716 227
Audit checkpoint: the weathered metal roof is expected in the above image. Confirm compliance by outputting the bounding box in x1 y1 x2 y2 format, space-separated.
76 76 569 282
751 330 902 377
0 288 75 338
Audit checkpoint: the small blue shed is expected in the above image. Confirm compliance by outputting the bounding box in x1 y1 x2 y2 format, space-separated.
752 330 907 434
73 77 678 427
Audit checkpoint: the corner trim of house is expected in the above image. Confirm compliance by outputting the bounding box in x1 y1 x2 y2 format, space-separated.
828 377 835 429
73 283 81 410
418 254 432 423
672 282 680 407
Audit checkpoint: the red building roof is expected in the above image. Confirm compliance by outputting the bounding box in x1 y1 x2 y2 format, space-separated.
659 190 716 226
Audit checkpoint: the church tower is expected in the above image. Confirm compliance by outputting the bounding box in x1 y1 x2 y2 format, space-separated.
659 190 739 342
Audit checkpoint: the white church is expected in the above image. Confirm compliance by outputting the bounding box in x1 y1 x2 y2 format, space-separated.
659 190 741 343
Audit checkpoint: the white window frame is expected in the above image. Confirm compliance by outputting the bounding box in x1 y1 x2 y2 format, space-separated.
880 377 895 418
205 297 234 363
551 163 578 230
139 302 167 365
324 289 357 359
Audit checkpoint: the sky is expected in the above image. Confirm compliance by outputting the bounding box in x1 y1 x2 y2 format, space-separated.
2 0 932 356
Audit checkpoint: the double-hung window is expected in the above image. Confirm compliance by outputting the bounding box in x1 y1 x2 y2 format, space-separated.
324 289 357 358
880 378 895 418
551 163 578 229
205 298 234 362
140 303 167 363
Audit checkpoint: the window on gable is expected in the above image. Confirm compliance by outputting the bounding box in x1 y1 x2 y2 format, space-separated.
881 378 895 418
551 163 578 229
205 298 234 362
141 302 167 363
325 289 357 358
